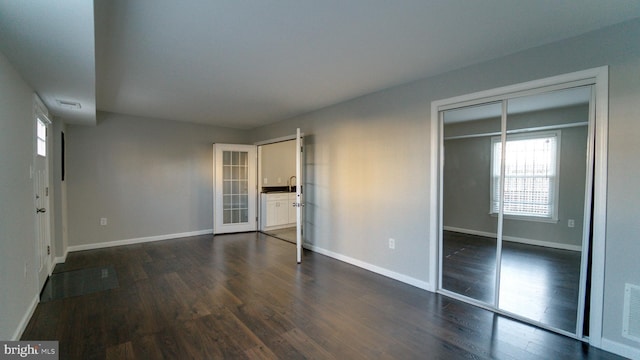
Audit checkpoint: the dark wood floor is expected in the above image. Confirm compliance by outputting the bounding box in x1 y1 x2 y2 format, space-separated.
22 232 621 359
262 227 296 244
442 231 582 333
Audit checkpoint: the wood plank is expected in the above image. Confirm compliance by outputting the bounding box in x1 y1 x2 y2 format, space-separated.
20 233 623 360
106 341 135 360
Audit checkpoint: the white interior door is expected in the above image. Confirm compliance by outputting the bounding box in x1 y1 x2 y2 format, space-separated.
34 113 52 291
213 144 257 234
295 128 304 263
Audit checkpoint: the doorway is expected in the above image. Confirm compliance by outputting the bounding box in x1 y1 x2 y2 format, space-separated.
258 139 298 244
212 129 305 263
431 67 609 342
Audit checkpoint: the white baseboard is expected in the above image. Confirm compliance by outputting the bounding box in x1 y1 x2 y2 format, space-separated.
12 295 39 340
48 260 56 275
443 226 582 252
601 338 640 360
14 230 212 342
303 242 433 292
67 229 213 253
54 250 67 265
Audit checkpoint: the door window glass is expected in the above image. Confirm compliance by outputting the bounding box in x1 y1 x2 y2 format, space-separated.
222 151 249 224
37 118 47 156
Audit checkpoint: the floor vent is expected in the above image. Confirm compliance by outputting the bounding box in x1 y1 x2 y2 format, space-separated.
623 283 640 342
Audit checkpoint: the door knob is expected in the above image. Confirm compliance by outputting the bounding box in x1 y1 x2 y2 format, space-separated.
36 208 46 213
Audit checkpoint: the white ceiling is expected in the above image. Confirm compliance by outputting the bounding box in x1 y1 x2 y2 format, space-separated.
0 0 96 124
2 1 640 128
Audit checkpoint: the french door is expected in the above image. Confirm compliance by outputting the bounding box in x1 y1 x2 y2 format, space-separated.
213 144 257 234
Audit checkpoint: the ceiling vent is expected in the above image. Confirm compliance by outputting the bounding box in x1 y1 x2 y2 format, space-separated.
623 283 640 342
56 99 82 110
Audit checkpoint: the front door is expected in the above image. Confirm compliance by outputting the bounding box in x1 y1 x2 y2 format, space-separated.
34 111 52 291
213 144 257 234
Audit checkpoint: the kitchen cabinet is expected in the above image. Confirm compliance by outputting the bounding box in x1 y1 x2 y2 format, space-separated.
262 193 296 230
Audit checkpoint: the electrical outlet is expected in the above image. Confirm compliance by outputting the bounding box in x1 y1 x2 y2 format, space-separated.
277 177 282 183
388 238 396 250
100 218 108 226
264 178 268 184
568 219 575 228
24 262 27 279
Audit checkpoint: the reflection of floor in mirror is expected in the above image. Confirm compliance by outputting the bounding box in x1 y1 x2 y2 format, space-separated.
442 230 582 333
40 265 119 302
263 226 296 244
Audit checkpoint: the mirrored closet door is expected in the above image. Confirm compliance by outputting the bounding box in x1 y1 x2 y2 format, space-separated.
439 85 594 337
441 101 502 306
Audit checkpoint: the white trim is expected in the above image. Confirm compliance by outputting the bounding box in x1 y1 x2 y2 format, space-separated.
601 338 640 360
254 132 305 146
588 66 608 347
66 229 213 252
12 295 39 340
33 94 50 121
303 242 433 291
443 226 582 252
54 250 68 264
48 258 56 274
435 77 596 112
428 96 440 290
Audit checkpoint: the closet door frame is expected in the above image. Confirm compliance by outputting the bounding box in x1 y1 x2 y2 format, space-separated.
429 66 609 345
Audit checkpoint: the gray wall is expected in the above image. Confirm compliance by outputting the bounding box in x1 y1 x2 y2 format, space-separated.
443 105 589 248
0 52 39 340
65 112 249 247
2 16 639 354
260 140 296 187
249 19 640 351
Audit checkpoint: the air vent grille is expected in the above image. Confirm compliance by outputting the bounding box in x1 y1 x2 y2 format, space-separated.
623 283 640 342
56 99 82 110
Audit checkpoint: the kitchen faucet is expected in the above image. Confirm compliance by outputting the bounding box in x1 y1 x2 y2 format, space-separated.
288 176 296 192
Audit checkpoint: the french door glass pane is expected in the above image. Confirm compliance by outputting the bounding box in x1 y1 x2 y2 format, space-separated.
222 150 250 225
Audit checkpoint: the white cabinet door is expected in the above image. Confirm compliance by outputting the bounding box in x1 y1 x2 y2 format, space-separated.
266 200 278 227
276 201 289 225
264 194 291 228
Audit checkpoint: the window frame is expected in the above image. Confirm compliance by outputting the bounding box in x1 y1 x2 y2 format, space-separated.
489 130 561 223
